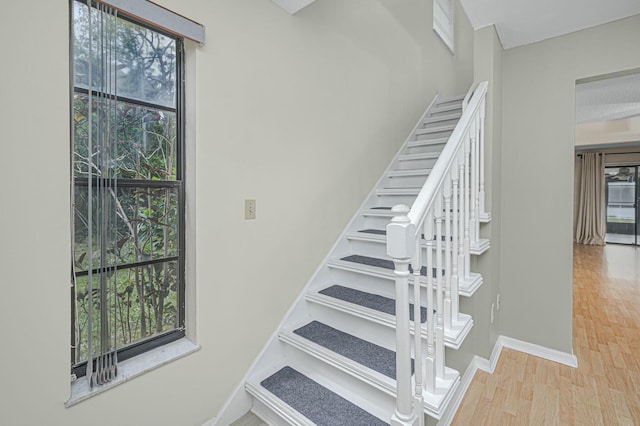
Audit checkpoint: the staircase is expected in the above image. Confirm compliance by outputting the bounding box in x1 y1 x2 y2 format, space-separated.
216 82 490 426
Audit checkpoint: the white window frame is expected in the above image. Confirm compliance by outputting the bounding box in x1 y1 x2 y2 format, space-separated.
433 0 454 54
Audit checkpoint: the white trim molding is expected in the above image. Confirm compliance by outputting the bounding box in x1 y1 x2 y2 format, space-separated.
495 335 578 369
437 335 577 425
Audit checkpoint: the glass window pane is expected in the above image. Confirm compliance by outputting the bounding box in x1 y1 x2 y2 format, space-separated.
116 19 177 108
115 186 180 264
605 166 636 244
74 260 180 364
73 2 177 108
74 185 179 273
73 93 177 180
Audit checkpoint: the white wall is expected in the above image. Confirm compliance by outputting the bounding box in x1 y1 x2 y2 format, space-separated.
500 14 640 353
0 1 473 425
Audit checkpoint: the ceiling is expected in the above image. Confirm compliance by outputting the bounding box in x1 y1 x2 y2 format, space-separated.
275 0 640 50
272 0 640 125
459 0 640 49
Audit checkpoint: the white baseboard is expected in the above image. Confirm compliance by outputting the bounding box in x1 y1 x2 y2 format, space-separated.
436 335 577 425
495 335 578 368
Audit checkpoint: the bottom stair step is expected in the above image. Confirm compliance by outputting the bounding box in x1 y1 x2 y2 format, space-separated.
260 366 389 426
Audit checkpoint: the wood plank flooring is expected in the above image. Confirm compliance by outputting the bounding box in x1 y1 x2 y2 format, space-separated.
452 244 640 425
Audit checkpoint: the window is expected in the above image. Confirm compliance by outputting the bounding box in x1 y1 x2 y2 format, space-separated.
433 0 454 53
70 0 185 385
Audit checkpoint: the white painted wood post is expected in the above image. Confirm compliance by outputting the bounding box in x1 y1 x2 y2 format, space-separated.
473 114 481 244
451 156 460 324
423 213 436 395
411 238 424 426
443 174 452 331
470 118 478 246
387 205 419 426
463 135 471 281
458 150 466 283
433 193 445 380
479 102 487 220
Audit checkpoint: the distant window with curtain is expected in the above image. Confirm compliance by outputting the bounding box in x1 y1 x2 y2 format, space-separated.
70 0 185 386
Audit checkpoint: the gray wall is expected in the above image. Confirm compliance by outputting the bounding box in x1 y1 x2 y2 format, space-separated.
0 1 473 425
500 14 640 353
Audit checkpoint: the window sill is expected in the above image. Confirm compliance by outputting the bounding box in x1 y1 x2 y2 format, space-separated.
66 337 200 407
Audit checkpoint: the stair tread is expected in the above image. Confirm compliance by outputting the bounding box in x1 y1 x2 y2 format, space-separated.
437 94 465 104
357 229 450 241
293 320 415 379
400 152 440 160
424 112 461 123
388 168 432 177
319 285 427 323
431 103 462 113
377 187 421 194
260 366 389 426
358 228 386 235
340 254 438 278
407 137 449 147
415 125 455 135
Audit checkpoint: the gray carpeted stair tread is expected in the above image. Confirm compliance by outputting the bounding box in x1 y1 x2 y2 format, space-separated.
371 206 392 210
358 229 449 241
319 285 427 323
294 320 414 379
341 254 439 278
359 228 387 235
260 366 389 426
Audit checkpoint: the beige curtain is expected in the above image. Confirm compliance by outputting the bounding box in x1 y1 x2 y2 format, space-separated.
574 152 606 245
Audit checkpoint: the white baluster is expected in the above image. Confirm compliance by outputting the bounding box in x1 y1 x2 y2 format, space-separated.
387 205 418 426
434 192 445 380
470 118 478 246
479 101 487 220
423 212 435 394
473 113 481 245
463 135 471 281
451 156 460 323
411 238 424 426
458 150 466 282
443 173 452 331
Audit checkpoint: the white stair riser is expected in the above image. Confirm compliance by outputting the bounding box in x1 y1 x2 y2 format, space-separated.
361 214 393 230
407 142 447 155
421 118 459 129
375 193 418 206
398 156 438 170
414 130 453 142
347 237 462 261
386 174 429 188
423 113 461 124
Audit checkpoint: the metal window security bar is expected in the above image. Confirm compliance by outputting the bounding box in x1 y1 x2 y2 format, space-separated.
71 0 187 387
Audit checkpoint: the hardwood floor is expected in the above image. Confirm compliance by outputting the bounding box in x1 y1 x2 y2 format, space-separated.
452 243 640 425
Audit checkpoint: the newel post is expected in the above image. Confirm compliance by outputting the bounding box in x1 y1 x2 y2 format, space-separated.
387 205 419 426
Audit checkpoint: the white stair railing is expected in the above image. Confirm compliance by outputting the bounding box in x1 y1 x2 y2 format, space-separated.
387 82 488 424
